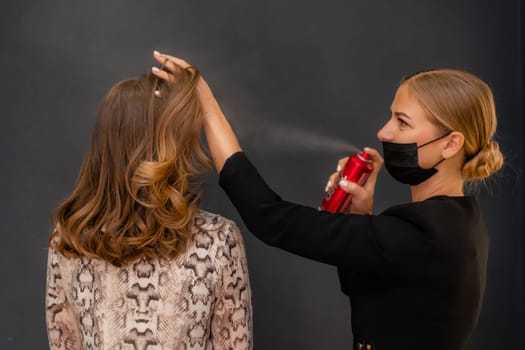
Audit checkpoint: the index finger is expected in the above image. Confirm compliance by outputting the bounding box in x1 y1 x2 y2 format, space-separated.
363 147 383 189
153 51 192 70
337 156 349 172
364 147 383 167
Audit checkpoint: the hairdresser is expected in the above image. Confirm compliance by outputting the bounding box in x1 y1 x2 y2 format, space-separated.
152 51 504 350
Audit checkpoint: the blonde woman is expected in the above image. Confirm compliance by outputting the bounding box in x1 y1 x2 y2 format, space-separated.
46 65 252 349
152 52 503 350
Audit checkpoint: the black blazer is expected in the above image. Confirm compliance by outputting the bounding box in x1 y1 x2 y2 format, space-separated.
219 152 489 350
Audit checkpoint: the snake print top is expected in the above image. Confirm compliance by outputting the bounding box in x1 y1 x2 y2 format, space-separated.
46 210 252 350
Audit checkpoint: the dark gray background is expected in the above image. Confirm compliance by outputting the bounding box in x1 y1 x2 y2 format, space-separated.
1 0 523 349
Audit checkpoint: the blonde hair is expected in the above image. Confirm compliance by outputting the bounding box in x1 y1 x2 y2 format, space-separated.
401 69 504 181
50 65 210 266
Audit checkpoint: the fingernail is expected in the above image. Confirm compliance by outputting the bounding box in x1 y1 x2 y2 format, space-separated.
364 147 371 151
153 50 161 56
152 66 160 72
325 180 332 192
339 179 348 187
337 165 342 172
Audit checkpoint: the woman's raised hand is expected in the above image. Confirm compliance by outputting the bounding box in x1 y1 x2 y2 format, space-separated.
151 51 223 119
151 51 242 172
325 147 384 215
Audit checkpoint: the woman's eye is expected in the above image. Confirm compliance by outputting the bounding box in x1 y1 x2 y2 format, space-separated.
397 118 408 127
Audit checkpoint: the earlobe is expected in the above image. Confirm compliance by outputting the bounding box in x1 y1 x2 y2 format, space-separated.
442 131 465 158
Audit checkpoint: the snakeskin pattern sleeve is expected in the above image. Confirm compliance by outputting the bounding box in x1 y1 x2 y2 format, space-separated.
46 242 82 350
210 220 253 350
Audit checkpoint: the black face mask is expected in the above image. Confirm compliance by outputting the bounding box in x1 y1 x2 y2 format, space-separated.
382 132 450 186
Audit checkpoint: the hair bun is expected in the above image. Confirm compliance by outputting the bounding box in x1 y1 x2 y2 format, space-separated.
462 140 504 180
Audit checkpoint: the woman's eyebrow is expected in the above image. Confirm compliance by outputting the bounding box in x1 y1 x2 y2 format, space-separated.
392 111 413 120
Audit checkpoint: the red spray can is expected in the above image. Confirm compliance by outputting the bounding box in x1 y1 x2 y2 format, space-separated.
320 149 373 213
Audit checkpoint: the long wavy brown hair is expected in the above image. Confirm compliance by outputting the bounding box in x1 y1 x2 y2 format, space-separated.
50 65 210 266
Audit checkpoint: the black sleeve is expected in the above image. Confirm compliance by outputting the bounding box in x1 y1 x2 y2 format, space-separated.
219 152 433 275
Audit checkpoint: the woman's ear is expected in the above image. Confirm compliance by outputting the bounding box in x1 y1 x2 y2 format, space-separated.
442 131 465 159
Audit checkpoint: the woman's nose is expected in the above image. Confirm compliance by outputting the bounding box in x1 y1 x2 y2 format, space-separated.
377 123 393 142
